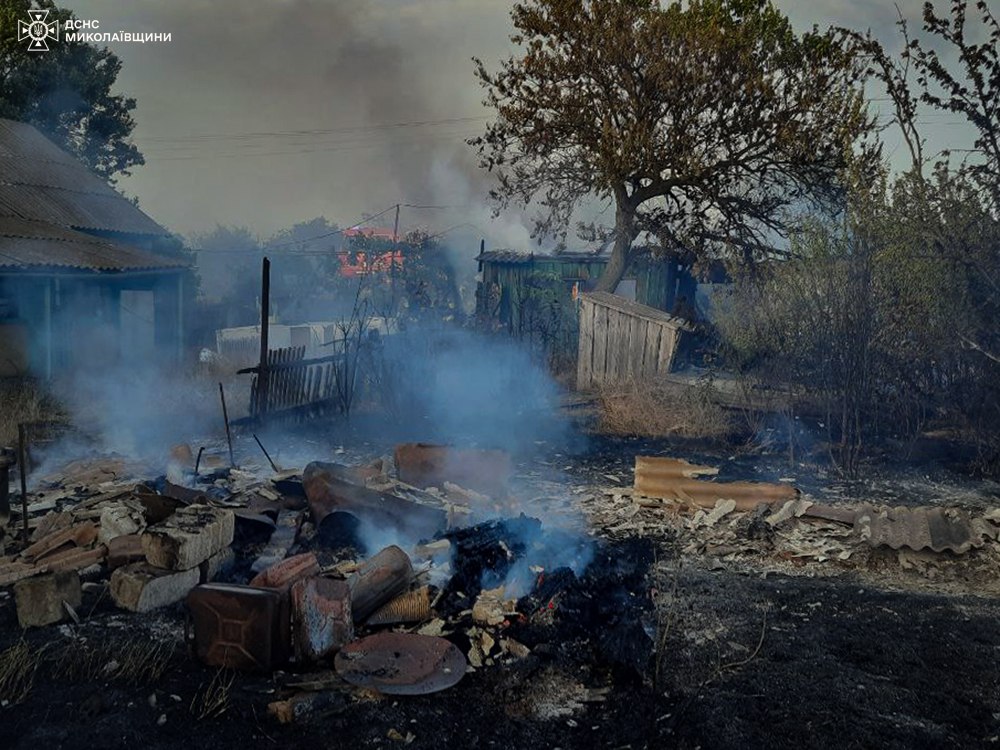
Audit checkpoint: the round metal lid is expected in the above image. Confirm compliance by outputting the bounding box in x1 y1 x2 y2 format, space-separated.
334 632 467 695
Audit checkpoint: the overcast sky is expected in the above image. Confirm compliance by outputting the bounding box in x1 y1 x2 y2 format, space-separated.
65 0 972 247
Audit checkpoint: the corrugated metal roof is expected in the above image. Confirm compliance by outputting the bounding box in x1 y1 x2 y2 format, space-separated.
0 216 187 272
477 249 610 264
0 118 169 237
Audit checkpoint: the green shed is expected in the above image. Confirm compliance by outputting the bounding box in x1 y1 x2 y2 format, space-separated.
474 249 682 335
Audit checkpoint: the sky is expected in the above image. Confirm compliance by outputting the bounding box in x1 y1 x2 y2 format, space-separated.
63 0 976 248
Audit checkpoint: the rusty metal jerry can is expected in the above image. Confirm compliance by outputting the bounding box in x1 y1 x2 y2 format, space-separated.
187 583 290 671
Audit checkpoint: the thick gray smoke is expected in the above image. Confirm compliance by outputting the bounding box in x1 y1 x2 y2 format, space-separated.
373 326 574 455
76 0 536 249
78 0 936 242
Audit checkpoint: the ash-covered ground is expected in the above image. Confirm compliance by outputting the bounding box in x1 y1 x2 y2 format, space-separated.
2 418 1000 750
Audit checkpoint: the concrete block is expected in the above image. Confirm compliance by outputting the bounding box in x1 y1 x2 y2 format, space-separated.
249 552 319 591
142 505 235 571
14 571 82 628
98 503 146 544
110 563 199 613
291 577 352 661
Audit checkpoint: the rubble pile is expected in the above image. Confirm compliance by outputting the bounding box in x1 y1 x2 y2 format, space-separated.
0 442 658 722
578 455 1000 594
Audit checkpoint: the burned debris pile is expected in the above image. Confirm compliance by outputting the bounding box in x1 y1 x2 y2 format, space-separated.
577 455 1000 593
0 441 658 723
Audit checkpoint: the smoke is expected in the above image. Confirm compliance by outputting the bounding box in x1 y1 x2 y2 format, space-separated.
22 296 226 481
76 0 522 242
373 326 573 455
51 362 220 463
319 321 596 593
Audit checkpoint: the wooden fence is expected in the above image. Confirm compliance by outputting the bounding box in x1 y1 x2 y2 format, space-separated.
576 291 694 389
237 345 344 425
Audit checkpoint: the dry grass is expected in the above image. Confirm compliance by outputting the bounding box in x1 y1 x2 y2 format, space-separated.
0 640 45 706
190 668 235 720
52 637 175 685
597 379 735 440
0 378 66 446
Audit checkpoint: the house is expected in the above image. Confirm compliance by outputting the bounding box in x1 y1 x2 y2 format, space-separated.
337 226 403 278
0 118 188 378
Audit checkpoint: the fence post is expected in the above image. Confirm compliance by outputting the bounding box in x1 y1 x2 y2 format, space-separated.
257 257 271 425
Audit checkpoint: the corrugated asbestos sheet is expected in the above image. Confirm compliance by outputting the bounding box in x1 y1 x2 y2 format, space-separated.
0 118 168 237
854 504 992 554
0 217 187 272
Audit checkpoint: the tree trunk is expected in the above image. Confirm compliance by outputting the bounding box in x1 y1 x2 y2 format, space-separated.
594 203 636 293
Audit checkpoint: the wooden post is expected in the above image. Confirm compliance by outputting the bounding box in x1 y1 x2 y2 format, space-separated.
257 257 271 423
17 423 28 541
219 382 235 467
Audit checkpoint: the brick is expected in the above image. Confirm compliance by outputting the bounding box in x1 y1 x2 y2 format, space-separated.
42 544 107 573
142 505 234 571
14 571 82 628
21 522 98 563
110 563 199 613
291 577 352 661
107 534 145 570
249 552 319 591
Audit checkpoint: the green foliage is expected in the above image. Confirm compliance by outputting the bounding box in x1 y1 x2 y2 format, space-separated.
473 0 878 292
512 270 578 371
716 165 1000 474
0 0 143 180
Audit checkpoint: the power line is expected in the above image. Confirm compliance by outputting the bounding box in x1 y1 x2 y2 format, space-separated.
189 204 399 254
141 123 480 156
141 115 489 144
143 130 481 162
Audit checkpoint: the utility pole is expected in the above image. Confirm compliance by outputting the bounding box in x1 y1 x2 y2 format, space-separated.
390 204 400 310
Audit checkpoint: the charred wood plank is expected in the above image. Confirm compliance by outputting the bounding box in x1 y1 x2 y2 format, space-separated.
303 462 446 541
